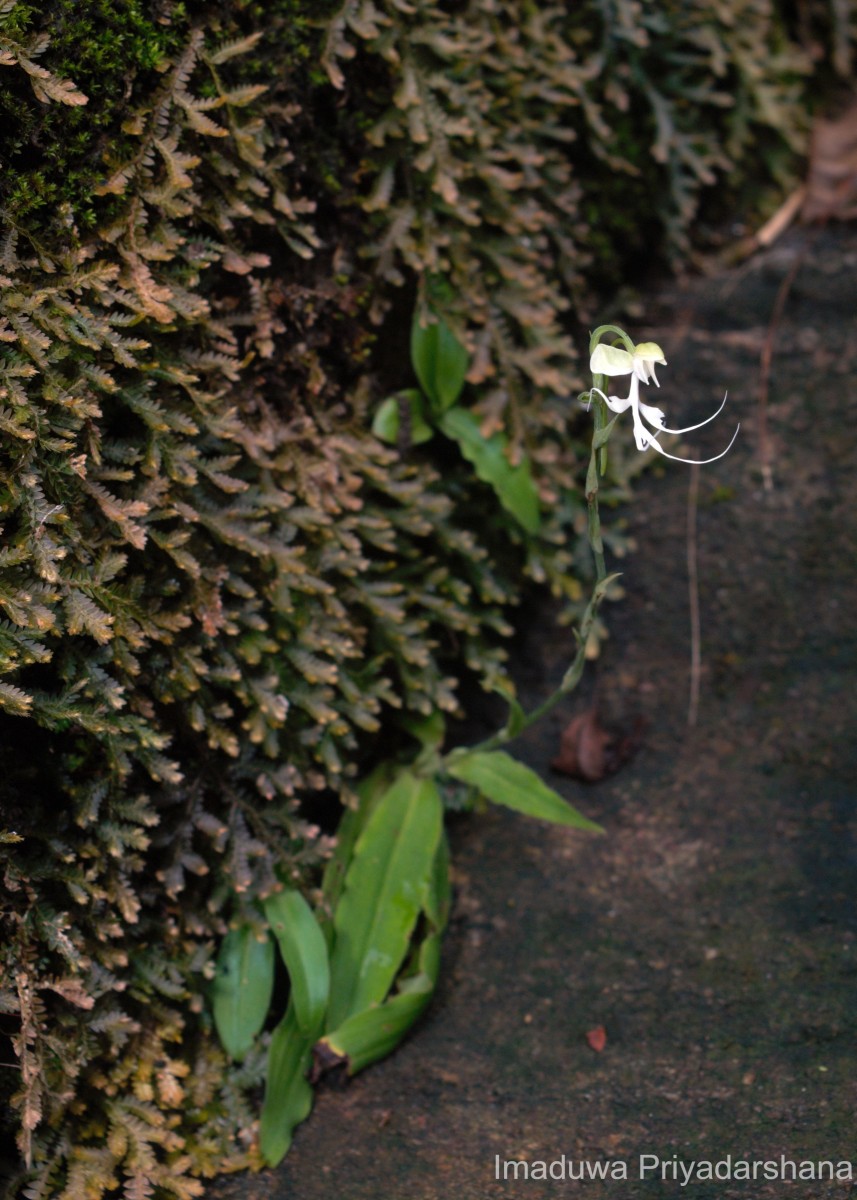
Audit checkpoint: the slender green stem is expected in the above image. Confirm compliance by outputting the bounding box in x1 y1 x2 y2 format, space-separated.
442 572 617 763
441 328 628 765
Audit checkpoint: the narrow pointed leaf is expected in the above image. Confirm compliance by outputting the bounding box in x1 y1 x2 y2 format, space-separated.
259 1002 316 1166
212 925 274 1060
411 311 469 412
424 828 451 931
440 408 540 533
448 750 603 831
263 889 330 1038
321 924 442 1076
321 762 397 916
326 771 443 1028
320 969 435 1076
593 413 620 449
489 678 527 738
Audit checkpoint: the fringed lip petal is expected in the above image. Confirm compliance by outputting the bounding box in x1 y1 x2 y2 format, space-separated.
590 379 739 464
644 422 741 465
654 391 730 437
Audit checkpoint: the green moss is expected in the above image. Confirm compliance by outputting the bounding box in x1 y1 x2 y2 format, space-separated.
0 0 849 1195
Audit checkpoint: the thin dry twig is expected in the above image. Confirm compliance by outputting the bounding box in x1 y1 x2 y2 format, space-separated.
687 462 701 728
756 245 806 490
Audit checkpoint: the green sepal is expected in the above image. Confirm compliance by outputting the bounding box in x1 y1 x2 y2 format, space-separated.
589 342 634 376
263 889 330 1038
447 750 602 831
440 407 540 534
211 924 275 1061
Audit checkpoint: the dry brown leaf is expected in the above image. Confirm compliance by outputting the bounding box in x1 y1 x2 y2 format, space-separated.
551 709 610 781
551 708 646 782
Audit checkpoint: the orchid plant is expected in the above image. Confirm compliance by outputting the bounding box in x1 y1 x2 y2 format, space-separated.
583 324 738 582
217 324 738 1166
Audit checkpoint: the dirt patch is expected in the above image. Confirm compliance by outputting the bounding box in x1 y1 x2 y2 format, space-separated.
210 225 857 1200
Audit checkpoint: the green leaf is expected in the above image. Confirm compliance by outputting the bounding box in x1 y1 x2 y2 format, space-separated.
592 413 620 450
321 762 398 916
263 889 330 1038
447 750 603 832
371 389 434 445
440 408 540 534
411 310 469 413
400 710 446 750
321 903 444 1076
424 827 451 931
212 924 275 1060
319 965 435 1076
259 1001 317 1167
326 771 443 1029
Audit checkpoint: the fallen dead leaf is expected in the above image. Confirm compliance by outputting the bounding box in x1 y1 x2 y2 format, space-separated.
551 709 610 780
551 708 646 781
585 1025 607 1052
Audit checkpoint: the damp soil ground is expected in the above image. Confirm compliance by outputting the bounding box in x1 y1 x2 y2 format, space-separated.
213 225 857 1200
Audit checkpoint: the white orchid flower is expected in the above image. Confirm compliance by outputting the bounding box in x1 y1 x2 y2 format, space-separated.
590 341 666 385
588 340 738 465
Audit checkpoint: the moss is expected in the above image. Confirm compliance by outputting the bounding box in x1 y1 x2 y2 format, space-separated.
0 0 850 1195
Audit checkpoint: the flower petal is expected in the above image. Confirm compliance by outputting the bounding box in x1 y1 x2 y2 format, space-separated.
590 386 633 415
656 392 730 436
634 341 667 364
645 423 741 465
638 400 668 430
632 343 667 386
590 344 634 377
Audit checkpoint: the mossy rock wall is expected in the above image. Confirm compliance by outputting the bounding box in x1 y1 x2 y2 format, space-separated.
0 1 849 1196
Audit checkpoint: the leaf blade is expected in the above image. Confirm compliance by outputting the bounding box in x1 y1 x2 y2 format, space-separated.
371 389 434 445
211 925 274 1060
319 967 435 1076
326 771 443 1028
440 408 541 533
448 750 602 831
259 1001 317 1166
263 889 330 1038
411 311 469 412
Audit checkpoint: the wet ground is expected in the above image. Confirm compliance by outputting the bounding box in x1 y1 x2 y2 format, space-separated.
213 224 857 1199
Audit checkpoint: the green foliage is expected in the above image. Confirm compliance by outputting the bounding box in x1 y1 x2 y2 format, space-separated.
254 775 447 1165
262 889 330 1038
258 1002 317 1168
0 0 851 1195
439 408 542 535
325 773 443 1028
410 308 469 414
212 926 275 1061
447 750 603 832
